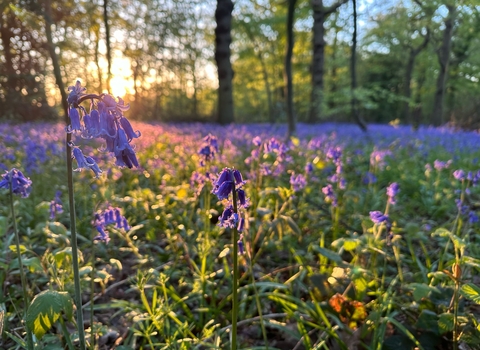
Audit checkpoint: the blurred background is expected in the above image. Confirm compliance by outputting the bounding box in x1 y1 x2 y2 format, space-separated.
0 0 479 127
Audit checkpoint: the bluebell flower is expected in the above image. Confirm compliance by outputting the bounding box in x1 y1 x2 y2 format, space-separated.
72 147 102 177
252 136 262 147
453 169 466 181
49 191 63 220
322 184 337 207
94 225 110 244
119 117 141 141
67 80 87 106
369 211 389 225
68 107 82 132
0 168 32 198
237 233 245 255
305 162 313 174
363 172 377 185
290 173 306 192
237 189 249 208
387 183 400 205
212 168 235 200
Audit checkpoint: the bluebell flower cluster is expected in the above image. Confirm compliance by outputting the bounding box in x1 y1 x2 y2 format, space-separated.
290 172 306 192
212 168 249 232
322 183 337 207
198 133 219 166
326 146 346 190
93 206 131 244
49 191 63 220
66 80 141 175
0 168 32 198
245 136 291 177
370 149 392 170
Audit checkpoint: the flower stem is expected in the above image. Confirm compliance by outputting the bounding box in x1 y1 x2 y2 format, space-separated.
9 176 34 350
66 136 86 350
231 188 239 350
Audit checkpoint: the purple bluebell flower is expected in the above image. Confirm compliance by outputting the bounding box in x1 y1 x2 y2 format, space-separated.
370 149 392 170
0 168 32 198
305 162 313 174
49 191 63 220
433 159 452 171
387 183 400 205
290 173 306 192
67 81 141 175
363 172 377 185
326 147 342 164
237 233 245 255
94 225 110 244
72 147 103 177
218 206 239 228
68 108 82 132
468 211 479 224
93 206 130 244
370 211 389 225
252 136 262 147
453 170 466 181
237 189 249 208
322 184 337 207
67 80 87 106
212 168 235 200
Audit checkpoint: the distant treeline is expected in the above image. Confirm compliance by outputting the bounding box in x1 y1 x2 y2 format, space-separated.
1 0 479 128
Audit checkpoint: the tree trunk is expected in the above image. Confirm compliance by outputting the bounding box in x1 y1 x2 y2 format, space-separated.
0 10 16 109
350 0 367 131
214 0 234 124
431 4 455 126
103 0 112 94
309 0 347 123
403 31 429 124
285 0 297 137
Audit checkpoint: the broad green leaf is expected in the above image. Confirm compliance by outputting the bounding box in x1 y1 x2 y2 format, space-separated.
407 283 438 302
438 313 454 333
26 290 74 339
461 283 480 304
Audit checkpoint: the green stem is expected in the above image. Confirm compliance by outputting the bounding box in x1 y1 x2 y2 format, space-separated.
9 181 34 350
66 137 86 350
231 187 238 350
90 247 95 349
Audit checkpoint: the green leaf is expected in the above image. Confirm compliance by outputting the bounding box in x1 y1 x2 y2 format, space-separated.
407 283 438 302
281 215 302 236
461 283 480 304
312 246 346 266
26 290 74 339
415 310 439 335
431 228 451 238
438 313 454 333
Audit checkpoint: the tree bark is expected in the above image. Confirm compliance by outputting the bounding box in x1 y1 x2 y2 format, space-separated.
285 0 297 137
350 0 367 131
308 0 347 123
431 4 456 126
103 0 112 94
403 31 429 124
214 0 235 124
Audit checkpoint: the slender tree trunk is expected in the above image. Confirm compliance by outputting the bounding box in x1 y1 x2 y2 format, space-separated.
285 0 297 136
350 0 367 131
0 11 16 108
329 13 340 111
214 0 234 124
103 0 112 94
309 0 347 123
403 32 429 124
431 4 455 126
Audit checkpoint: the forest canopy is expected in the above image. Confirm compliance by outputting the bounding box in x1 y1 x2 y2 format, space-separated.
1 0 479 127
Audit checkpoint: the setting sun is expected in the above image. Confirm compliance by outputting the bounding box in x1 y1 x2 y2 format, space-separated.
109 76 134 98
